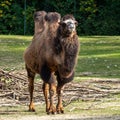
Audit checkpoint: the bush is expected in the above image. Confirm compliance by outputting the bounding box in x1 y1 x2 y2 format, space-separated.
0 0 120 35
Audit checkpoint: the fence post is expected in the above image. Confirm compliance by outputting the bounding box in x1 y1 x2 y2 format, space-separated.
74 0 76 17
24 0 26 35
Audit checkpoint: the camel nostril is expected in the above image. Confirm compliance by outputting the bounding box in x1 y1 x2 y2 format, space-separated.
69 24 75 30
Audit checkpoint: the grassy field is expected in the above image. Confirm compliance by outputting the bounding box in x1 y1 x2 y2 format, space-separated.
0 35 120 119
77 36 120 78
0 35 120 78
0 35 31 71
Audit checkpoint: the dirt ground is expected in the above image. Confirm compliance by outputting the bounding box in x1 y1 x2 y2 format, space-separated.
0 114 120 120
0 70 120 120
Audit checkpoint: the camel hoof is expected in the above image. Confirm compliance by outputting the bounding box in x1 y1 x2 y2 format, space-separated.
57 107 64 114
47 106 56 115
61 110 64 114
47 111 56 115
57 110 64 114
29 108 35 112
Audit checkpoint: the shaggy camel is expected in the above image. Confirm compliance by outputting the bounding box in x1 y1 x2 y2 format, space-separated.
24 12 79 114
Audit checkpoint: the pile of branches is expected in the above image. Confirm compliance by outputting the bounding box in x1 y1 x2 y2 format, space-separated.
0 69 44 106
0 69 120 107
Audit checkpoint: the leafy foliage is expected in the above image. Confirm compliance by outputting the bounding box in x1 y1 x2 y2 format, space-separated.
0 0 120 35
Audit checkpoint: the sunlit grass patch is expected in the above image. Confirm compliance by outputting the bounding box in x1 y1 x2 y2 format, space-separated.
0 35 32 70
65 96 120 116
77 36 120 78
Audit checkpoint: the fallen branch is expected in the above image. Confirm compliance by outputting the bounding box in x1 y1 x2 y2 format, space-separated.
0 91 14 97
0 69 120 107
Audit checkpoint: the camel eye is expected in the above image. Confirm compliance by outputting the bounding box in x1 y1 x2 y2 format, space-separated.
62 23 67 27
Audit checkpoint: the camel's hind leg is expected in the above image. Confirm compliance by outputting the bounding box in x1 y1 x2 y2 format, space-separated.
42 76 56 114
40 64 56 114
26 65 35 112
42 82 50 113
48 82 56 114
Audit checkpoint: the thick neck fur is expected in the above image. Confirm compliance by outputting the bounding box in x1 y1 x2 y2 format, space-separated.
55 27 79 55
54 27 79 77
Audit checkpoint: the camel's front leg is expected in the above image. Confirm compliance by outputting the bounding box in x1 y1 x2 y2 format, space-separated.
48 83 56 114
26 66 35 112
56 70 74 114
28 78 35 112
56 84 64 114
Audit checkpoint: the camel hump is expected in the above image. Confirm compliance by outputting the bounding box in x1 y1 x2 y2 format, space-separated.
45 12 61 23
33 11 47 21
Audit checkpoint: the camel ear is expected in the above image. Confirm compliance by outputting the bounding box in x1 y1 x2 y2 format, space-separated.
75 21 78 26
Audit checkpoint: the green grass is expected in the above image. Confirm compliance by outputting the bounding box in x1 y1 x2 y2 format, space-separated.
0 35 32 71
65 95 120 116
76 36 120 78
0 35 120 78
0 95 120 117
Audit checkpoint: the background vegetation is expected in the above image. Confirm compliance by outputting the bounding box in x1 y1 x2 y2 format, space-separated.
0 0 120 35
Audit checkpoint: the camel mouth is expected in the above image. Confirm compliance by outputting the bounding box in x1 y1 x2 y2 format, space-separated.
68 27 75 33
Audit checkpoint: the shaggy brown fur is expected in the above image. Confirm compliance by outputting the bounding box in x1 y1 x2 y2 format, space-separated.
54 15 79 113
24 12 61 74
24 12 61 114
24 12 79 114
33 11 47 34
55 15 79 78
